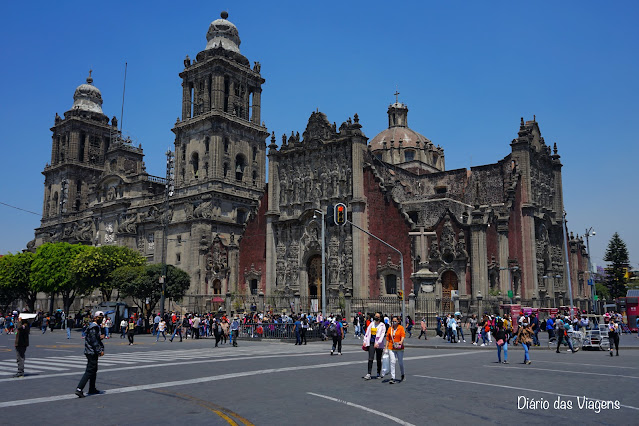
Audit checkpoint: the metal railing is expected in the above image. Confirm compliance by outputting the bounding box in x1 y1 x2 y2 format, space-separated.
237 322 326 340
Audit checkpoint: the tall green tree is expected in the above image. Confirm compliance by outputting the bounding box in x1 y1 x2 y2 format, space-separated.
603 232 630 299
70 245 146 301
114 263 190 316
0 252 37 312
31 242 90 313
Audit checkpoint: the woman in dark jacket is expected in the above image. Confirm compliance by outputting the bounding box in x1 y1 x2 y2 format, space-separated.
494 319 508 364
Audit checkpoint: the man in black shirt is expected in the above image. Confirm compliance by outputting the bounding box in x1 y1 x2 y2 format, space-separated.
75 311 105 397
14 317 30 378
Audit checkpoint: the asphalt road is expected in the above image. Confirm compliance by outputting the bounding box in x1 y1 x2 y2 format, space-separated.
0 329 636 425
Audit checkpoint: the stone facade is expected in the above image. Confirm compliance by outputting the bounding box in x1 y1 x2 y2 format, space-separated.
31 12 591 313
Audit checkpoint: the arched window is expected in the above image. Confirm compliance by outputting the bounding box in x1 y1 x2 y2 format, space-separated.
385 274 397 294
404 150 415 162
52 192 59 216
204 137 210 153
235 155 245 181
237 209 247 224
250 279 258 295
252 146 258 162
192 152 199 178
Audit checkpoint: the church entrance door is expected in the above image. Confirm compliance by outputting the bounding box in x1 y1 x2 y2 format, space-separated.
307 255 322 310
441 271 458 313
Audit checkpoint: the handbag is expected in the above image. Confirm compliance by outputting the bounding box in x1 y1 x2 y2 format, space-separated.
390 327 404 350
497 339 504 346
380 349 390 377
362 343 368 351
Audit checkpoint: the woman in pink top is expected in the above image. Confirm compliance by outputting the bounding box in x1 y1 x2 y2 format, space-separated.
362 312 386 380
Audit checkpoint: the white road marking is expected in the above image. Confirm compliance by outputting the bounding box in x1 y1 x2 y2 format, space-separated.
43 349 75 353
484 364 639 379
307 392 415 425
532 359 639 370
414 374 639 411
0 351 479 407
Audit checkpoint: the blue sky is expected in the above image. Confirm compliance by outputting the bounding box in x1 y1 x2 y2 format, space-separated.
1 1 637 270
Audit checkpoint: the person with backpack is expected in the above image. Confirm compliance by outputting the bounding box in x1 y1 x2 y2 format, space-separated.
363 312 386 380
494 318 509 364
329 316 343 355
554 316 575 353
405 315 414 338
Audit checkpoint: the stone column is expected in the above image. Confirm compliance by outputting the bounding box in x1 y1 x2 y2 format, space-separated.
182 81 190 120
202 75 210 114
251 90 261 124
258 292 265 313
225 292 232 315
294 293 300 314
68 131 79 162
344 292 352 319
476 292 483 316
83 133 90 163
470 209 489 297
408 291 416 321
213 74 224 111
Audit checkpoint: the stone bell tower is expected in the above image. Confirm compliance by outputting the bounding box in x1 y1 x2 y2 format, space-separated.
172 11 268 191
36 72 119 245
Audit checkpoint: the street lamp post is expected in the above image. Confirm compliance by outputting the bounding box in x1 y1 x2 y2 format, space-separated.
584 227 596 313
562 210 575 321
313 209 326 317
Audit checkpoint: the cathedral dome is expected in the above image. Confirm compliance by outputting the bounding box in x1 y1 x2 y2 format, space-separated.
205 11 241 53
369 126 432 152
71 72 104 114
369 102 431 151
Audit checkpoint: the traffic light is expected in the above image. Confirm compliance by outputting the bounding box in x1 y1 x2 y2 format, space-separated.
334 203 347 226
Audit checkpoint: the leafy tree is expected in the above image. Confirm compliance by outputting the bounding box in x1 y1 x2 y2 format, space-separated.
603 232 630 299
31 242 90 313
70 245 146 301
0 252 37 311
114 263 190 316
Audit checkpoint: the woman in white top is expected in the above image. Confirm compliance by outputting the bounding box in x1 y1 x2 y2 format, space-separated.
120 319 127 339
363 312 386 380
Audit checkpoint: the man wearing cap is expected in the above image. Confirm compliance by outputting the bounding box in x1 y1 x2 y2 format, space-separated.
75 311 105 397
230 317 240 347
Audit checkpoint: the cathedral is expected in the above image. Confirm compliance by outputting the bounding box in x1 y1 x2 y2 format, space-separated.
32 12 591 315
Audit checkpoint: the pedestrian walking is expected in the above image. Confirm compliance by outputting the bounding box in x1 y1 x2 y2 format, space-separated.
156 319 167 342
104 316 112 339
75 311 105 397
120 319 127 339
555 316 575 353
363 312 386 380
14 316 30 378
469 314 478 345
294 316 302 345
153 313 161 336
63 313 72 339
213 318 222 347
418 317 428 340
301 315 308 345
330 316 344 355
127 318 135 345
405 315 414 338
170 317 183 342
494 318 509 364
386 316 405 384
231 317 240 347
41 315 48 334
517 322 533 364
608 318 620 356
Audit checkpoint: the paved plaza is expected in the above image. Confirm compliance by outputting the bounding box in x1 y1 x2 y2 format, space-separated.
0 330 637 425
